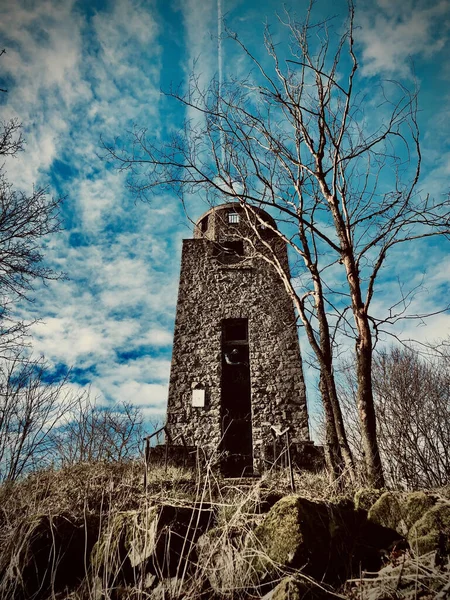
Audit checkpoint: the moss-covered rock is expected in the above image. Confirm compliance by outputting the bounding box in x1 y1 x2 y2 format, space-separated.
368 492 405 534
248 495 369 583
197 525 253 593
345 548 450 599
408 501 450 556
405 492 438 528
250 496 309 569
1 512 99 600
368 491 437 536
91 503 215 584
91 507 159 580
354 488 386 512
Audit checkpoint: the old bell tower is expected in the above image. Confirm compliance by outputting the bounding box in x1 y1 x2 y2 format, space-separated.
166 202 311 475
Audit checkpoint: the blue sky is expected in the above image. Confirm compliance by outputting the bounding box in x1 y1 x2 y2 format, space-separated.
0 0 449 424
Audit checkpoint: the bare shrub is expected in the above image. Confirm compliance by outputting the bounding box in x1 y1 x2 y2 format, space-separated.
0 117 63 359
0 353 146 481
338 345 450 489
53 395 145 466
0 355 77 482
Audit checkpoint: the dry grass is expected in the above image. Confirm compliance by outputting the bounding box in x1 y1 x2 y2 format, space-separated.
0 461 448 600
0 460 339 599
345 551 450 599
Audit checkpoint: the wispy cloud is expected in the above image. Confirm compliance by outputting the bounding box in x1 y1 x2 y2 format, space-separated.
179 0 217 86
357 0 450 77
0 0 448 425
0 0 181 420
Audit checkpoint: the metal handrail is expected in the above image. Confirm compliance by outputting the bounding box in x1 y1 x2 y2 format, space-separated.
270 425 295 492
143 426 191 487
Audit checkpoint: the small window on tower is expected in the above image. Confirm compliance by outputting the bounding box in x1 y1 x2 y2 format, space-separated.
200 215 209 233
213 240 244 264
228 212 240 224
222 240 244 255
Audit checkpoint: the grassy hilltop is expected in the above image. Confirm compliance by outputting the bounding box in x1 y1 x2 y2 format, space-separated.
0 461 449 600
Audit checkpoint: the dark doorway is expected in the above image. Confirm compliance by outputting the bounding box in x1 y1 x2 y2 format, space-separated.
221 318 253 476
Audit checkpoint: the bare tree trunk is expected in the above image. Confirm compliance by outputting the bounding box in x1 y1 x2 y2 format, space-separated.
322 365 356 481
356 320 385 488
319 373 343 481
300 232 355 480
343 246 385 487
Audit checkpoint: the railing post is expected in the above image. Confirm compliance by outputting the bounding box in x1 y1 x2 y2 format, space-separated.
273 435 277 469
196 445 200 481
142 425 170 483
180 434 188 468
286 429 295 493
164 438 169 472
144 437 150 489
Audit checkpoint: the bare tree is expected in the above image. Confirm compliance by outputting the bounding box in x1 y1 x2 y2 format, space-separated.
0 62 63 357
0 355 77 481
0 118 24 157
0 360 144 479
338 344 450 489
0 56 74 479
105 4 450 486
0 177 62 301
53 395 144 466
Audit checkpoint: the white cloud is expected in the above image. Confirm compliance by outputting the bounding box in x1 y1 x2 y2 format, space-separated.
0 0 178 419
135 328 173 347
76 171 126 232
21 205 179 412
0 0 92 190
180 0 217 84
357 0 450 77
86 357 171 413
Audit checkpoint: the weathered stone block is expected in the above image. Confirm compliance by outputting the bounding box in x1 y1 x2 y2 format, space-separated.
368 491 438 536
408 501 450 556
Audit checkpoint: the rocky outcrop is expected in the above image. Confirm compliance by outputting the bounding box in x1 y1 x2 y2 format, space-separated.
246 495 402 584
345 490 450 599
408 501 450 557
368 490 438 536
196 525 253 593
91 503 215 586
3 483 449 600
0 512 100 600
354 487 386 511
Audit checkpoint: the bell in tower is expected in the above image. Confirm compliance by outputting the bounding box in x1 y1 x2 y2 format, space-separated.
165 202 312 476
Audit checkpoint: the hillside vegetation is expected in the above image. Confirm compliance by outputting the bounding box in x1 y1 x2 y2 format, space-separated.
0 461 449 600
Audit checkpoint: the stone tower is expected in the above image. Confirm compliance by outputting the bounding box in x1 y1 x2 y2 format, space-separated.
166 202 310 475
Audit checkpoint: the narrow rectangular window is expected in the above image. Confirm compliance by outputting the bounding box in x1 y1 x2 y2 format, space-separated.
228 212 240 224
200 215 209 233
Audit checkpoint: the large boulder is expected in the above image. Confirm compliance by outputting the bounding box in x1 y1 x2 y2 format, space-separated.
91 507 159 585
408 500 450 557
0 512 99 600
345 549 450 599
354 488 386 512
196 525 255 594
91 503 215 586
368 491 438 537
246 495 400 584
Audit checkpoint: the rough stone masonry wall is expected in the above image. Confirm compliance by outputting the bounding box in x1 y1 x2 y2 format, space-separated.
166 204 310 471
